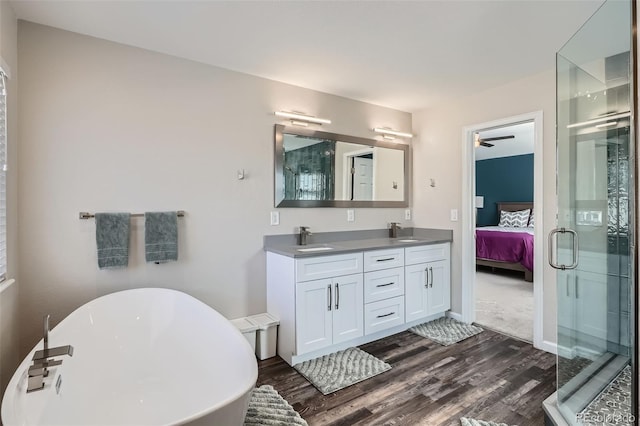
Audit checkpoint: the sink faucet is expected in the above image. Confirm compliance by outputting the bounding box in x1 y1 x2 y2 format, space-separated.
299 226 312 245
389 222 402 238
27 315 74 393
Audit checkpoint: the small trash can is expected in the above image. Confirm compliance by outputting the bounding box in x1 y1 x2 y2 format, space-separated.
230 317 259 353
247 313 280 360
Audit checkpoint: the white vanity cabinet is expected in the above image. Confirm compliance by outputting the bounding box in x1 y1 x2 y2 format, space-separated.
295 273 364 354
266 241 451 366
405 243 451 323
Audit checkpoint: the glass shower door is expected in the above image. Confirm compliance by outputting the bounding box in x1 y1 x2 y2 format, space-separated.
554 0 634 424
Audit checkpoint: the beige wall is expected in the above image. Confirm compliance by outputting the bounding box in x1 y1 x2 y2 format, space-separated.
412 69 558 344
16 22 412 355
0 0 19 402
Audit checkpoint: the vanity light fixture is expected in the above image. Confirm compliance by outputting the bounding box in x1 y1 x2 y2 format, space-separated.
373 127 414 139
566 111 630 129
275 111 331 125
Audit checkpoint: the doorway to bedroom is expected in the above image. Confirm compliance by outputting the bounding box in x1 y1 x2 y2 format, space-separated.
461 111 544 350
474 121 535 342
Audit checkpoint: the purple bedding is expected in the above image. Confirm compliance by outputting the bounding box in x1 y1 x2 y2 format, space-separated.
476 229 534 271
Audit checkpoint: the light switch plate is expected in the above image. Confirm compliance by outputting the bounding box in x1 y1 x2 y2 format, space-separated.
347 209 355 222
270 211 280 226
450 209 458 222
405 209 411 220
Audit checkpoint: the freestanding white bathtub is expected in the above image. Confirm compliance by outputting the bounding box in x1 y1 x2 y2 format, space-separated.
1 288 258 426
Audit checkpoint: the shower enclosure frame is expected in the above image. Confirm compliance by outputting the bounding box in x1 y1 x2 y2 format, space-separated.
545 0 638 424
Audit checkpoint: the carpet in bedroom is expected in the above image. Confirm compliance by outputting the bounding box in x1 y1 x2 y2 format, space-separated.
475 269 533 342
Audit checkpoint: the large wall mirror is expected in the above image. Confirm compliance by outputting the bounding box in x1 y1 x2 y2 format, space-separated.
275 125 410 207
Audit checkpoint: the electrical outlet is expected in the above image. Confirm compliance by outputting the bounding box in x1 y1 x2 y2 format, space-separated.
450 209 458 222
405 209 411 220
270 211 280 226
347 209 355 222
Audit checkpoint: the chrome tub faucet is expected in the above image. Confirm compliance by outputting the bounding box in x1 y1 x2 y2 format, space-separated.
299 226 312 245
27 314 74 393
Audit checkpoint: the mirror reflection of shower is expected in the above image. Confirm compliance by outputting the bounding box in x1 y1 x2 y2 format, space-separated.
281 132 405 203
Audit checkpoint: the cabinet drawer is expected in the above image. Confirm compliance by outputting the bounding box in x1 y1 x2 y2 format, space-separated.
363 248 405 272
405 243 450 265
364 267 404 303
295 252 363 282
364 296 405 335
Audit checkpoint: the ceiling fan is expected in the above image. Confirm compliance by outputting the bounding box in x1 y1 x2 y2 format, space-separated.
474 132 515 147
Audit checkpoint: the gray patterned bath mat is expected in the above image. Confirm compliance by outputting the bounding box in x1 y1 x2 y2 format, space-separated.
410 317 483 346
293 347 391 395
460 418 514 426
244 385 308 426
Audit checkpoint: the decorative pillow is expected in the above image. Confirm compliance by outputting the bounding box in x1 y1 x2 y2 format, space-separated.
528 211 535 228
498 209 530 228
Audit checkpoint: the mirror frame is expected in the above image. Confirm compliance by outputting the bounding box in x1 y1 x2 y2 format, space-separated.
274 124 410 207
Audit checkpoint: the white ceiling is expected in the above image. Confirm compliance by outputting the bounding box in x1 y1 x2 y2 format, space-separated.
475 122 534 161
9 0 604 112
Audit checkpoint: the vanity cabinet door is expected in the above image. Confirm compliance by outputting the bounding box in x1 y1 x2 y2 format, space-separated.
332 273 364 345
405 263 429 322
426 259 451 315
296 278 333 354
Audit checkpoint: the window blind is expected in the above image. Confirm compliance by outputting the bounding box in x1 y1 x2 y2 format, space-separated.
0 72 7 281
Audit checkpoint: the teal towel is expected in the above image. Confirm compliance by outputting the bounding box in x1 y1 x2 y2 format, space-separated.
145 212 178 263
95 213 130 269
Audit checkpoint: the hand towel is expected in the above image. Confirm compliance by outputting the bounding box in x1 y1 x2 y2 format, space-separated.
95 212 130 269
145 211 178 263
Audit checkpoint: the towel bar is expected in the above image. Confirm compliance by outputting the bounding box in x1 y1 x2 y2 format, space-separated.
79 211 185 220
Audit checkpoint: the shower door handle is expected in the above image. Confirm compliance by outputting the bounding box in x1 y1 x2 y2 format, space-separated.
548 228 579 270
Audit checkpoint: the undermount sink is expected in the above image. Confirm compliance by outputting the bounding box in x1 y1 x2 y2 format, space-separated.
297 246 334 252
397 239 419 242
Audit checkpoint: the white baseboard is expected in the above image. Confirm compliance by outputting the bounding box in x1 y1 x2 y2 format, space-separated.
445 311 464 322
556 343 602 361
540 340 558 355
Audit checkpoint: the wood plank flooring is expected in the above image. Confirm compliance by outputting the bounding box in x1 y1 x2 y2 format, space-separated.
257 328 556 425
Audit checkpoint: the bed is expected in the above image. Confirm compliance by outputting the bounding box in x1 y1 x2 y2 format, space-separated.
476 202 534 282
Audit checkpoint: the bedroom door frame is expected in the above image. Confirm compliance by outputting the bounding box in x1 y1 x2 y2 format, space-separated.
460 110 546 351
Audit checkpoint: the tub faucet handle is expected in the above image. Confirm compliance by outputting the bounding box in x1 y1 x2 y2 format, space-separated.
32 345 74 362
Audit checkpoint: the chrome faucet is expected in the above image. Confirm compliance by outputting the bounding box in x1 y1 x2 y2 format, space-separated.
299 226 312 245
27 315 74 393
389 222 402 238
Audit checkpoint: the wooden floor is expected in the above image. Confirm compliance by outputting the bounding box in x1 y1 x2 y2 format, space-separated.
257 328 556 425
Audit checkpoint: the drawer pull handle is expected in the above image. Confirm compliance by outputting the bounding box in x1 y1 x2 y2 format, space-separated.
335 283 340 310
327 285 332 311
376 257 395 262
376 312 395 318
376 282 394 288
